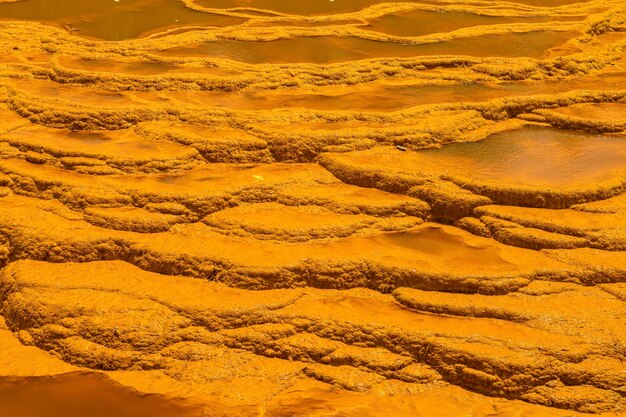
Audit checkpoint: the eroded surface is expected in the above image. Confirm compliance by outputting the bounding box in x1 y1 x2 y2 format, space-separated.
0 372 203 417
0 0 625 415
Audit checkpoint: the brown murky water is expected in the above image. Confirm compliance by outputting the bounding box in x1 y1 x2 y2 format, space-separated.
118 66 626 111
198 0 588 14
196 0 427 15
160 31 578 63
378 227 512 268
367 9 581 38
65 56 184 75
418 126 626 185
0 0 244 40
0 372 202 417
505 0 587 5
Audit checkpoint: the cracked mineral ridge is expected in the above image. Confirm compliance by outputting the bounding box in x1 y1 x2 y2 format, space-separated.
0 0 625 416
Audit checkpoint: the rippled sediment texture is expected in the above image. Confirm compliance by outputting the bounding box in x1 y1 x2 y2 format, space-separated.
0 0 625 415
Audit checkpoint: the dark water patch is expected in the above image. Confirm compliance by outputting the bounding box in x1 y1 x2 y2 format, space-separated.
367 9 582 38
0 0 244 40
419 126 626 186
196 0 426 15
159 31 578 63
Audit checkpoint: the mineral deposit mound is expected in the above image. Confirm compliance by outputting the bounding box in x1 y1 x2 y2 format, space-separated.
0 0 625 416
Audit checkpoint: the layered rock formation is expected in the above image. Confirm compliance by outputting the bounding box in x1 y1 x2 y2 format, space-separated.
0 0 625 415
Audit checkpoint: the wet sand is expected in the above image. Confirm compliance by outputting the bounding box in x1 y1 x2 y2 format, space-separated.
0 0 625 415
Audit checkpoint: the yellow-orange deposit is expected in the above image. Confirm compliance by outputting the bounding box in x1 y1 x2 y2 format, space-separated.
0 0 625 415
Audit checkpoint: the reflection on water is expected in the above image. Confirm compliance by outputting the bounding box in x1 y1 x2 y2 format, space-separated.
198 0 587 14
160 31 578 63
367 9 580 38
0 372 202 417
136 68 626 112
197 0 425 15
384 228 474 256
504 0 587 5
0 0 244 40
381 227 508 267
66 57 181 74
420 126 626 185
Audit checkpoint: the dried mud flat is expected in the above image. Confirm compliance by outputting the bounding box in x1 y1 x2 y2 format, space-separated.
0 0 625 416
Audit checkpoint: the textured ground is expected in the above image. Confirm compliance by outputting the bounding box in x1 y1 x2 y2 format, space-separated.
0 0 625 416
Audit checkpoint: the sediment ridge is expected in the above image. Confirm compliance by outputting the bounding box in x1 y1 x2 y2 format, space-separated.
0 0 624 415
